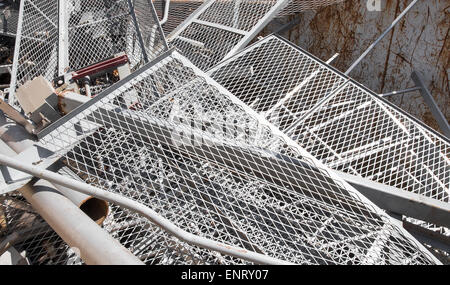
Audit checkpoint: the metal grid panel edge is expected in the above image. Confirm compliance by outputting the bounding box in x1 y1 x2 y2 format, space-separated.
36 50 439 264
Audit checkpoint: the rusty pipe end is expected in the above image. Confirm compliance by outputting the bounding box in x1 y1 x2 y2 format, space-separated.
79 197 109 225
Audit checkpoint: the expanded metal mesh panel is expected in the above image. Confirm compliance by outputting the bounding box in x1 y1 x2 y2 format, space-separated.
65 0 166 71
0 194 82 265
168 0 289 71
9 0 59 97
152 0 348 35
1 192 224 265
209 35 450 206
197 0 279 32
209 36 346 131
171 22 245 70
279 0 346 15
294 85 450 202
104 198 247 264
37 51 436 265
153 0 204 35
10 0 167 104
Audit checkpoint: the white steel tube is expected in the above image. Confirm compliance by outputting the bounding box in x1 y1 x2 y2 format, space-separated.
0 115 109 224
0 140 143 265
160 0 170 25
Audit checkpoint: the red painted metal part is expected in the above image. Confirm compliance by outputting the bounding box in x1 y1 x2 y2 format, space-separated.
72 55 129 81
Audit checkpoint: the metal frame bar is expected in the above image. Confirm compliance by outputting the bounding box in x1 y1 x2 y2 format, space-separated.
58 0 69 76
411 71 450 138
337 170 450 228
403 221 450 253
192 19 247 36
264 53 340 118
380 87 421 97
344 0 419 75
159 0 171 25
127 0 150 63
146 0 170 50
222 0 290 60
167 0 215 40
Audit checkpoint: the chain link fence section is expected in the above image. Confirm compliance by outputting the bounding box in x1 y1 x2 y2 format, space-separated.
36 50 438 264
152 1 348 36
209 35 449 205
9 0 168 105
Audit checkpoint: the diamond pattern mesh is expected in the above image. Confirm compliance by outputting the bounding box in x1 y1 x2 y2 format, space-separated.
279 0 346 15
210 35 449 205
2 0 445 265
9 0 167 104
168 0 289 71
9 0 59 103
0 3 19 36
151 0 349 36
35 50 437 264
153 0 204 35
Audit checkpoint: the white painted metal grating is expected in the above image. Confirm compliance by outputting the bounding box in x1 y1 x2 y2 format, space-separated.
8 0 59 102
9 0 168 104
0 2 19 37
209 35 450 207
35 50 438 264
152 0 348 36
165 0 349 75
167 0 290 70
153 0 205 35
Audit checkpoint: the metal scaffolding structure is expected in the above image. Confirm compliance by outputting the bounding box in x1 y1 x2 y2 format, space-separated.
0 0 448 265
208 35 450 242
209 35 449 204
153 0 347 36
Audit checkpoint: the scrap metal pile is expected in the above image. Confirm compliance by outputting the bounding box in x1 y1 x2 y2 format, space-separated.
0 0 448 265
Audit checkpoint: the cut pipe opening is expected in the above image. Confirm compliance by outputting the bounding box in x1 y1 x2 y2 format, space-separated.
79 198 109 225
